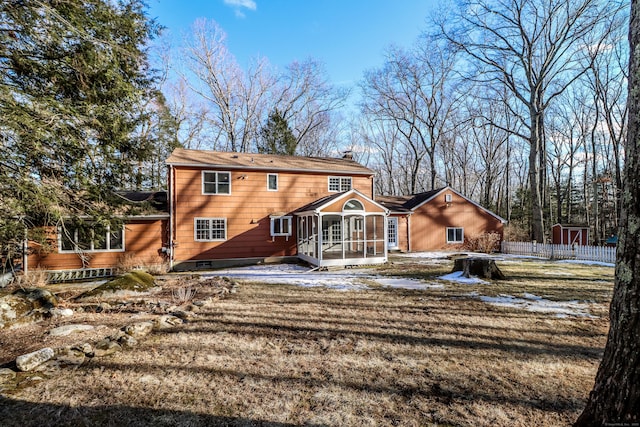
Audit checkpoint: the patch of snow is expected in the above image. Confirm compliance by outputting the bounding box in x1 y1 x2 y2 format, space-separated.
204 264 445 292
477 293 595 318
543 270 573 276
438 271 489 285
558 259 615 267
374 278 444 290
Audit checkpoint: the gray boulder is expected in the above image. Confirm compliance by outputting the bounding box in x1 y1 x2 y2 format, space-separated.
16 347 55 372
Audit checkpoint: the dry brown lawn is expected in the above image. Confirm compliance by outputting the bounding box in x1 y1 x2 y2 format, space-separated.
0 257 613 426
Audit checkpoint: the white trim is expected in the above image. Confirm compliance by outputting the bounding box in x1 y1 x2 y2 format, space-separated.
58 224 125 253
194 217 227 241
270 215 292 237
387 217 399 249
328 176 352 192
201 170 231 195
294 189 390 216
446 227 464 244
342 198 364 212
267 173 278 191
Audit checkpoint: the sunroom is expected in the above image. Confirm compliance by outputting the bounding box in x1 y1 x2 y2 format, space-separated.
295 189 389 267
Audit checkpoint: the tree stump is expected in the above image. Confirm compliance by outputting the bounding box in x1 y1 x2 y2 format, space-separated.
452 257 505 280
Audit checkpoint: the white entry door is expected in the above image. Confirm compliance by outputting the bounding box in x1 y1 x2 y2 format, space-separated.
387 217 398 249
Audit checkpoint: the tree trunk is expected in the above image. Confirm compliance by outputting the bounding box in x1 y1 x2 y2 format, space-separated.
575 2 640 423
529 106 546 243
452 257 505 280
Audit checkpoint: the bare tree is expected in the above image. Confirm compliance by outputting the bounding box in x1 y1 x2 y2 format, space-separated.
360 35 459 193
440 0 619 242
273 59 349 155
350 115 405 195
182 19 275 152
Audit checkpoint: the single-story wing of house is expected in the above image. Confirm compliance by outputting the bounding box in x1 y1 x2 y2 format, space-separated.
376 187 506 252
27 191 169 274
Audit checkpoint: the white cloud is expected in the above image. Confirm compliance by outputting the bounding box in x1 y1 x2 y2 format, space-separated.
224 0 257 16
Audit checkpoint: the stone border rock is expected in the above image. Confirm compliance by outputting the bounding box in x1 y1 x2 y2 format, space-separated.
0 275 239 393
0 314 185 393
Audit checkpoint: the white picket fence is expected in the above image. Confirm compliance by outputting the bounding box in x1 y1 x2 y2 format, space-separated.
501 241 617 264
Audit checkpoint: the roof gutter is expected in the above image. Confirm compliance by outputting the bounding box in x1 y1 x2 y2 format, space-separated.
165 162 374 176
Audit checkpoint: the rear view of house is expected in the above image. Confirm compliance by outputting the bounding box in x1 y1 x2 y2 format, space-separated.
25 150 506 275
166 148 387 269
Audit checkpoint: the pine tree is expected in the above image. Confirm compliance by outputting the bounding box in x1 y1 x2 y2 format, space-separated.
257 109 297 155
0 0 160 261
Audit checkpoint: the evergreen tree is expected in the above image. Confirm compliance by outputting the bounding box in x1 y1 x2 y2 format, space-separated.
0 0 160 261
257 109 297 155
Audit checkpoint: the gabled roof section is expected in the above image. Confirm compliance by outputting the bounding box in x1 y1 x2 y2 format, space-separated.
375 195 414 213
376 186 507 223
114 191 169 217
166 148 374 175
376 188 444 212
294 189 389 215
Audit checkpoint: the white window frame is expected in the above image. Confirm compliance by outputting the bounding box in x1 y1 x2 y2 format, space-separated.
194 218 227 241
270 215 292 237
328 176 352 192
202 171 231 195
343 198 364 211
267 173 278 191
59 224 125 253
446 227 464 244
445 193 453 203
387 217 398 248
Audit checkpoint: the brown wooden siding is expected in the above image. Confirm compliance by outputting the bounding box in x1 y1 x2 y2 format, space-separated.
172 167 373 262
408 192 504 252
29 219 168 270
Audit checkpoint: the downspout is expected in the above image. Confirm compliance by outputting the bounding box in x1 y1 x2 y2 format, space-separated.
168 164 175 271
407 214 412 253
371 175 375 200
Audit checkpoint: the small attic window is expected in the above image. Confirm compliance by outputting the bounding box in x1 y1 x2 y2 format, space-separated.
445 193 453 203
343 199 364 211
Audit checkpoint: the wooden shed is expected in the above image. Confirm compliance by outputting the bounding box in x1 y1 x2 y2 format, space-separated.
551 224 589 246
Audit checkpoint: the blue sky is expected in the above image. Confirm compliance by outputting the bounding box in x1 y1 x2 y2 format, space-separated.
147 0 438 87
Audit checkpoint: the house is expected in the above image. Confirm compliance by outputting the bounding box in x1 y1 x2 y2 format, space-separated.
25 150 507 274
166 148 386 270
376 187 506 252
551 223 589 246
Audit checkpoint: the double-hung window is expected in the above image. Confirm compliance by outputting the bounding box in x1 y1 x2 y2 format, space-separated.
328 176 352 192
446 227 464 244
202 171 231 195
270 215 292 237
59 223 124 252
267 173 278 191
195 218 227 241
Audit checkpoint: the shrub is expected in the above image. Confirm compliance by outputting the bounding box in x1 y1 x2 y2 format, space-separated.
172 286 197 305
465 232 502 253
116 253 169 275
13 267 49 288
